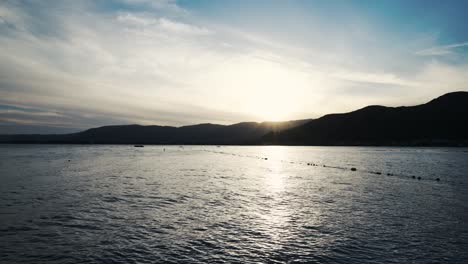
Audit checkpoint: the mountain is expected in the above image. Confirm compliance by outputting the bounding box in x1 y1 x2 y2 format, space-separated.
262 91 468 146
1 92 467 146
0 119 311 145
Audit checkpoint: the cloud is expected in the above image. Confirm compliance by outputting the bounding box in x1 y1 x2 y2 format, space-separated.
415 42 468 56
330 71 420 87
118 0 187 15
0 0 467 133
117 14 212 35
0 109 63 117
159 18 212 35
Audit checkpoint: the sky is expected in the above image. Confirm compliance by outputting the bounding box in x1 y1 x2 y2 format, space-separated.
1 0 468 134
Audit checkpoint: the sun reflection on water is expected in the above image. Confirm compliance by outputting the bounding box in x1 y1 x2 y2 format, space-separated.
261 146 289 192
256 146 293 245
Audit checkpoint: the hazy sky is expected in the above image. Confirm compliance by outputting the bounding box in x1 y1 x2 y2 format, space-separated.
1 0 468 133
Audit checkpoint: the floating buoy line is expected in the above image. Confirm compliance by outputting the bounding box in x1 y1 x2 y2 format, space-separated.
198 149 445 183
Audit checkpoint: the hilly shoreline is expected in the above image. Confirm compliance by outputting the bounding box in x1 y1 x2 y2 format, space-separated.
1 92 467 146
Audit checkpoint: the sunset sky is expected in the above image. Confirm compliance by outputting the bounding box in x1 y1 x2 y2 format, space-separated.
1 0 468 133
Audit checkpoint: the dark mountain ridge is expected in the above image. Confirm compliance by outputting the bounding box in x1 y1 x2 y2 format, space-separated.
1 91 467 146
0 119 311 145
262 91 468 146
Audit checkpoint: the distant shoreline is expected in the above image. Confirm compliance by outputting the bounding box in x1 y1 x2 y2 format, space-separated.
1 92 467 147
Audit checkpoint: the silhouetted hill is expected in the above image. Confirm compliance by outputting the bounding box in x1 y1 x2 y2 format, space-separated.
1 92 467 146
0 119 310 145
262 92 468 146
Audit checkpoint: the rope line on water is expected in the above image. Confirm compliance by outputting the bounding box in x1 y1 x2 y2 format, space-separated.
199 149 444 183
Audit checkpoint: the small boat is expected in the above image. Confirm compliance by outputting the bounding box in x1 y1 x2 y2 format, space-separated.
134 145 144 148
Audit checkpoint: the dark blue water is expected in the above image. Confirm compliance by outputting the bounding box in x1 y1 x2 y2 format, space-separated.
1 145 468 263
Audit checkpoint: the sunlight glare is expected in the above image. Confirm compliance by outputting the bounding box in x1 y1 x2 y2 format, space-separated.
262 146 289 192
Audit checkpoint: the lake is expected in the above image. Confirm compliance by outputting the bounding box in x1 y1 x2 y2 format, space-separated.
1 145 467 263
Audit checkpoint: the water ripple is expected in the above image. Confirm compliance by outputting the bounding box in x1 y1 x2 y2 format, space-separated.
1 145 467 263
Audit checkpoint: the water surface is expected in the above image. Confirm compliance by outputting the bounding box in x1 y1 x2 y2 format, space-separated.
1 145 467 263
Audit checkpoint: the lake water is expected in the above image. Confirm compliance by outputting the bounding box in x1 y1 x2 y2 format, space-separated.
1 145 467 263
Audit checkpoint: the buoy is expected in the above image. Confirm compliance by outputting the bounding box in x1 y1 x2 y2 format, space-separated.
436 178 440 181
417 176 421 180
351 168 357 171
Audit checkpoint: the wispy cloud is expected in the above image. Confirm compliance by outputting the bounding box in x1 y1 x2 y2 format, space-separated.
117 14 212 35
0 0 467 133
415 42 468 56
330 71 420 87
118 0 187 15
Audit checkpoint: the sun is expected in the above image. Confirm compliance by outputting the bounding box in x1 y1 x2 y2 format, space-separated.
246 90 297 121
203 53 314 122
253 101 293 121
